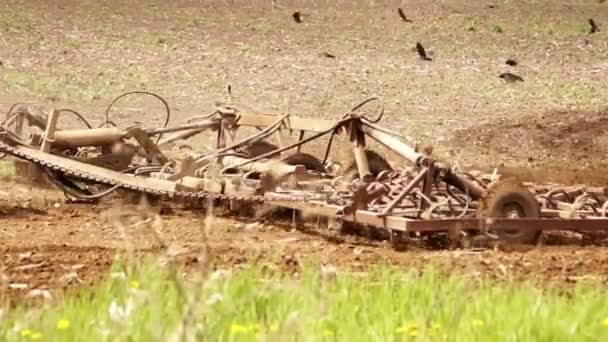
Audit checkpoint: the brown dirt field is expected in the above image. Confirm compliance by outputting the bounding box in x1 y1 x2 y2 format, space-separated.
2 0 608 302
2 191 608 304
451 107 608 185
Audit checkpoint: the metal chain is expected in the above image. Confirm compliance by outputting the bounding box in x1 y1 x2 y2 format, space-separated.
0 141 315 205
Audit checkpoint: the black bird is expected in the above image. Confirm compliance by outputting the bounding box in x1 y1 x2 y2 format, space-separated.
292 11 302 23
398 8 412 22
505 59 518 66
589 18 600 34
320 51 336 58
499 72 523 82
416 42 432 61
227 84 232 95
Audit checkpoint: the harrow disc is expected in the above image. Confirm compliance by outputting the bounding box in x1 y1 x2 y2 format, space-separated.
282 152 327 173
344 149 393 179
479 180 541 244
239 141 279 158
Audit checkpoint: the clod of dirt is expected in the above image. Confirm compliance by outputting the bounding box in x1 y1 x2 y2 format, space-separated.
15 262 46 271
25 289 52 300
320 263 337 283
59 272 83 286
244 222 263 231
18 252 33 262
281 253 300 275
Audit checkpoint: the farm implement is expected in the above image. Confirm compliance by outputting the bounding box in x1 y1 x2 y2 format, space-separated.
2 93 608 248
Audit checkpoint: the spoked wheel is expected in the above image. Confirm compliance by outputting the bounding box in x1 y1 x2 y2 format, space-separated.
479 180 541 244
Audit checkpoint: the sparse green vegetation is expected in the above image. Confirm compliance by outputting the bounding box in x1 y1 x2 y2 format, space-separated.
0 11 35 33
3 71 109 101
1 69 152 101
491 25 504 33
551 81 604 106
533 20 593 35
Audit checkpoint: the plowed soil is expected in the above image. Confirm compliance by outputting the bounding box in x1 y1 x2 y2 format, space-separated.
451 108 608 185
3 192 608 304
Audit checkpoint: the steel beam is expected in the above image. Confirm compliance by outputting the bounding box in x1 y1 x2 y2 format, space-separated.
235 113 336 132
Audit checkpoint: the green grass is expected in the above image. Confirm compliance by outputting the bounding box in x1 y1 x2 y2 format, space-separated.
1 70 148 102
2 259 608 341
3 71 108 101
0 10 36 33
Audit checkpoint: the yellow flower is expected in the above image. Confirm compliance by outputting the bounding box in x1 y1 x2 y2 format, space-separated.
396 322 418 334
472 319 485 327
230 323 248 334
428 322 441 336
20 329 32 337
56 319 70 330
31 332 43 340
322 329 334 336
269 322 279 332
408 329 418 337
602 317 608 326
129 280 140 289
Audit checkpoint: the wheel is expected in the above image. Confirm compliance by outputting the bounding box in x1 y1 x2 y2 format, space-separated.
479 180 541 244
336 220 390 241
344 150 392 179
281 152 327 173
239 141 279 158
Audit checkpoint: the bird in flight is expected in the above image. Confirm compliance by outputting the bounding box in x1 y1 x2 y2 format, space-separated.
416 42 432 61
589 18 600 34
499 72 523 82
292 11 302 23
320 51 336 58
398 8 413 22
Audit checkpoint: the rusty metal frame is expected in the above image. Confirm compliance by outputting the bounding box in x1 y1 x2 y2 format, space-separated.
4 100 608 246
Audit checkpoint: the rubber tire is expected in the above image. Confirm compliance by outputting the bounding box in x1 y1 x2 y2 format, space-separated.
344 150 393 179
479 180 541 244
282 152 327 173
240 141 279 158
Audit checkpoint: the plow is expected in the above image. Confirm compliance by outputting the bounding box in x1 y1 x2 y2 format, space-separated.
2 93 608 249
